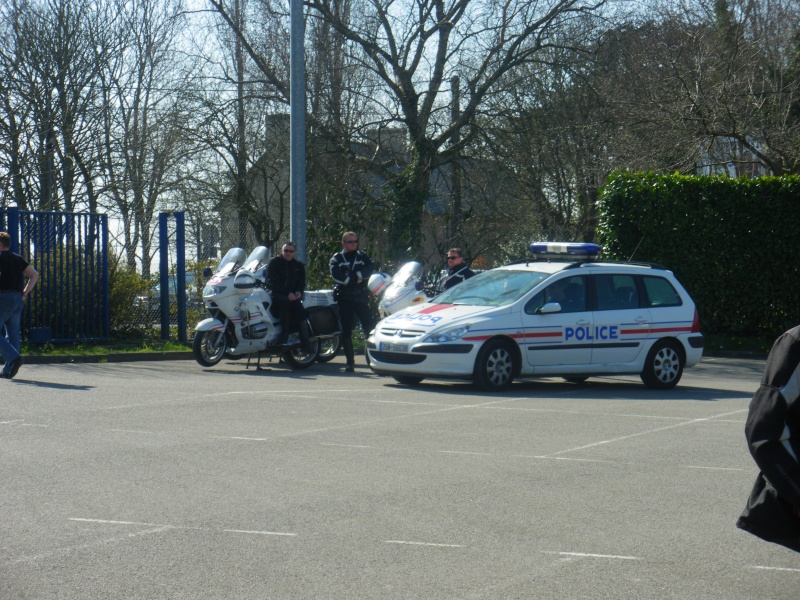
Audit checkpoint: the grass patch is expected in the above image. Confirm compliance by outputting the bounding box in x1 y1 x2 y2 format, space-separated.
24 340 191 356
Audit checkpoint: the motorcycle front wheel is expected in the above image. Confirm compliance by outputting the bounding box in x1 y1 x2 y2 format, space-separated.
316 335 342 363
283 339 319 369
193 329 227 367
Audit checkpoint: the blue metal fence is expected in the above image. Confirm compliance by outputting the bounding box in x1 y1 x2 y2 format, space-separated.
1 207 109 343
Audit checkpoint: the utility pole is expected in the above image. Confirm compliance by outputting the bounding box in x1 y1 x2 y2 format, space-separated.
290 0 307 261
450 76 462 247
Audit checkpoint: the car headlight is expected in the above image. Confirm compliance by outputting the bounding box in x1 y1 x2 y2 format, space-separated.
424 324 470 343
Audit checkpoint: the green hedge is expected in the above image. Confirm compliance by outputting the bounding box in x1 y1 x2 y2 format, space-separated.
596 172 800 337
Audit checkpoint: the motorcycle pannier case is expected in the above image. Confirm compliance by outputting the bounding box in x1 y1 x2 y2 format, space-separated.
306 306 340 336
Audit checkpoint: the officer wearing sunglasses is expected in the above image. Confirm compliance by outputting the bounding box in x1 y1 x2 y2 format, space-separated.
441 247 475 291
329 232 375 372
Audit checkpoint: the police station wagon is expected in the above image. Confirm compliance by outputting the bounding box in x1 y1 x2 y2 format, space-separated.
366 242 704 391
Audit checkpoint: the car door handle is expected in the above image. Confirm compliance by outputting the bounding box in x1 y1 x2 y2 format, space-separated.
635 316 650 323
576 319 591 326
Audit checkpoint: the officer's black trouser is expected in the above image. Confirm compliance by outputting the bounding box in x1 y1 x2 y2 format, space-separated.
339 298 374 365
271 294 306 339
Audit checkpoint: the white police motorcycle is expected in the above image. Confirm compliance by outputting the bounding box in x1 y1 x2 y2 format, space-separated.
192 246 341 369
368 261 439 318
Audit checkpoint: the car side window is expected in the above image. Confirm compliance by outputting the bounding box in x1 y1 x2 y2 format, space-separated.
642 276 682 307
594 274 639 311
525 275 587 314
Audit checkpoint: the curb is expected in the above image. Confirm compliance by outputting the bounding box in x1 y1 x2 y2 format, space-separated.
25 352 194 364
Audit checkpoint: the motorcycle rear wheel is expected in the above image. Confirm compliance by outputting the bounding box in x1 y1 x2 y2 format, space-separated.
316 335 342 363
283 339 319 369
193 329 227 367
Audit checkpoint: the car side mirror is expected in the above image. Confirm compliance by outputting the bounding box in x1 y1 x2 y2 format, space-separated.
538 302 562 314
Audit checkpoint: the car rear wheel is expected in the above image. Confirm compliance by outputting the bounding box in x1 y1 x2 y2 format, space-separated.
474 339 516 391
640 340 684 389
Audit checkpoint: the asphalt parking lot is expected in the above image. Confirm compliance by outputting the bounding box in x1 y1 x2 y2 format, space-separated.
1 355 797 599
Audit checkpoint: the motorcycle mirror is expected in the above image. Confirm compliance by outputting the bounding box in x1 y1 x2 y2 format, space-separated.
414 281 423 291
203 266 213 278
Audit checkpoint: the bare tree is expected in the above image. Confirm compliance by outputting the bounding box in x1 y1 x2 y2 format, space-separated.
0 0 111 212
302 0 607 259
598 0 800 175
99 0 198 272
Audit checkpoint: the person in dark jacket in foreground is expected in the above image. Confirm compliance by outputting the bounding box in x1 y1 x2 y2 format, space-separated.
737 325 800 552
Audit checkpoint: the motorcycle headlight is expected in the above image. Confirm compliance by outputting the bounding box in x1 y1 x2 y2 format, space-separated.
204 284 227 297
424 324 470 343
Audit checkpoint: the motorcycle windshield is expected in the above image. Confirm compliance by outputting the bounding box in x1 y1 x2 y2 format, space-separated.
383 262 424 302
243 246 269 272
215 247 247 277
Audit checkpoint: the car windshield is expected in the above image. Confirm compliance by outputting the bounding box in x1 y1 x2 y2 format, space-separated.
434 269 551 307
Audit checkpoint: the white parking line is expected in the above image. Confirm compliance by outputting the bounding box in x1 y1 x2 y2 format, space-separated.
544 551 640 560
751 565 800 573
545 409 748 457
70 518 161 526
386 540 463 548
682 465 744 471
223 529 297 537
322 443 373 449
70 518 297 537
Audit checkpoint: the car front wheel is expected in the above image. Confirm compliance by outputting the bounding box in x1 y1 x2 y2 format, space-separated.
473 339 516 391
392 375 424 386
640 340 684 389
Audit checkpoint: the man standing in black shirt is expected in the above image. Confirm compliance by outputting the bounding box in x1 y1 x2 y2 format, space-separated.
265 241 307 347
442 247 475 291
330 232 374 372
0 231 39 379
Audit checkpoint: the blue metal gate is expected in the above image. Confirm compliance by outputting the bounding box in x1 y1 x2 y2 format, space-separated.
1 207 109 343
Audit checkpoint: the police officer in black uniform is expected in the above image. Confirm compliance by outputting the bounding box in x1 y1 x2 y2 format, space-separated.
0 231 39 379
329 232 375 372
266 241 308 347
442 247 475 291
737 325 800 552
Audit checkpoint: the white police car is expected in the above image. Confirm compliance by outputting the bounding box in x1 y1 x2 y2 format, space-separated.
366 242 704 390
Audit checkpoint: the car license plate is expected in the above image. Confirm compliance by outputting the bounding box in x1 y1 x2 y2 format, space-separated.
380 342 408 353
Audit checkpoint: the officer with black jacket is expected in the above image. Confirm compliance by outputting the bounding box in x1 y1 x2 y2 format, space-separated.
737 325 800 552
266 241 309 347
329 232 374 372
442 247 475 291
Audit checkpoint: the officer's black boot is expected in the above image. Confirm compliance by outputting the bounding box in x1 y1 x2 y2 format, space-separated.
342 335 355 372
299 319 313 353
276 314 290 345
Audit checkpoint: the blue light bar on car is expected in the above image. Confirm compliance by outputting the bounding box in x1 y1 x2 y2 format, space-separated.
529 242 601 260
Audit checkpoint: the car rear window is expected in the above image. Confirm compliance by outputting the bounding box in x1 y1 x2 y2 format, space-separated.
642 276 682 307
